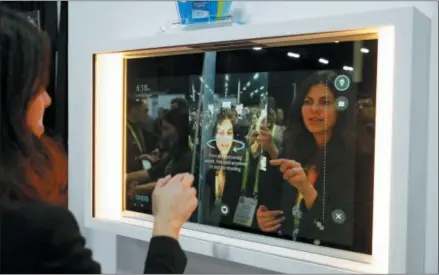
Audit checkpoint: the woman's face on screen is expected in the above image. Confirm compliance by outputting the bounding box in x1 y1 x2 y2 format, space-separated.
301 83 337 134
215 118 234 156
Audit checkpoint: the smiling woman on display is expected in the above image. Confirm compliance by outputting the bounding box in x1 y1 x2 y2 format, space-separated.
257 70 374 254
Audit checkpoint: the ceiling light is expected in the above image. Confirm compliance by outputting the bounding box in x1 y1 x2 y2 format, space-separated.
343 66 354 71
225 74 229 81
361 48 370 53
253 73 259 80
319 58 329 65
334 41 340 43
252 47 262 51
287 52 300 58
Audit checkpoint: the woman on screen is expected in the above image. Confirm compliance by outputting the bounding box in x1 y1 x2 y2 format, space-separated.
202 108 271 232
257 70 374 254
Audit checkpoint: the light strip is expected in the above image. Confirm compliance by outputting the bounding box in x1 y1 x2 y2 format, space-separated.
319 58 329 64
372 26 395 273
94 53 124 220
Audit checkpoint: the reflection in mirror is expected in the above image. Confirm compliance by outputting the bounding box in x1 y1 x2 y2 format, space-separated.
124 36 377 256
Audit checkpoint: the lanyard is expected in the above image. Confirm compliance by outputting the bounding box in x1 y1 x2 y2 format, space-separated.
127 123 144 153
271 124 276 136
241 149 261 197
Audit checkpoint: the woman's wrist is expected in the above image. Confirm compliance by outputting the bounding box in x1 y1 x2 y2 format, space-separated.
301 183 317 209
266 143 278 159
153 216 180 240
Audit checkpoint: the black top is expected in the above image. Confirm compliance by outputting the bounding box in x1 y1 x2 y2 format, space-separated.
0 203 187 273
202 147 276 233
148 150 193 182
262 138 374 254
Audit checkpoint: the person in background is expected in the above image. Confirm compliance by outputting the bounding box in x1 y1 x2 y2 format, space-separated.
127 107 194 194
153 107 165 135
276 108 285 126
126 96 158 173
170 97 189 111
0 6 197 273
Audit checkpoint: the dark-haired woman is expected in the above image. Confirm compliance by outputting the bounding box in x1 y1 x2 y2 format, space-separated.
201 109 272 233
257 71 374 254
0 6 197 273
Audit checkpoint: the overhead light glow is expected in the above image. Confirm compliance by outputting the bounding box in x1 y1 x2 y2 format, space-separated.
319 58 329 65
287 52 300 58
361 48 370 54
343 66 354 71
253 73 259 80
252 47 262 51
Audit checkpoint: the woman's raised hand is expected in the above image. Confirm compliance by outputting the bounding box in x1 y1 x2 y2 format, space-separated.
270 159 317 209
152 173 198 240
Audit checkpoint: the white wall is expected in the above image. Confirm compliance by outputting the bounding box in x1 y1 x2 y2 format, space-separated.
69 1 438 273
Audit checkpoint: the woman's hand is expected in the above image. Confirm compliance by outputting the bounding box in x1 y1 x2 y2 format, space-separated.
152 173 198 240
258 126 278 159
137 154 159 163
256 205 285 232
126 181 138 197
257 125 272 150
270 159 317 209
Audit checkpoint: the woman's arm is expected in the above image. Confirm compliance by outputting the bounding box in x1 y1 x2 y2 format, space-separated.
127 157 168 184
40 206 102 273
135 182 157 194
265 143 279 160
127 170 150 183
144 218 187 274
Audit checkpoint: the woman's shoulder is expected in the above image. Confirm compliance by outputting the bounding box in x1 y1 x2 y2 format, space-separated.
2 203 102 273
2 202 79 234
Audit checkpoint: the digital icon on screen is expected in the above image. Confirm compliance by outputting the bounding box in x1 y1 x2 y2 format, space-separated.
335 96 349 111
334 74 350 91
332 209 346 224
220 204 229 215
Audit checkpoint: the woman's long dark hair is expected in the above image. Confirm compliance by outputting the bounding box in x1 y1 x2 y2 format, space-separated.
0 6 66 206
162 107 190 158
283 70 356 169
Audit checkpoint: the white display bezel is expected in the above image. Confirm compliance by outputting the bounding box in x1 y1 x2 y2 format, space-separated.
84 7 431 274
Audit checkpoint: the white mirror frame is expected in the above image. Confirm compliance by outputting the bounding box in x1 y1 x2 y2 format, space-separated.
83 7 431 274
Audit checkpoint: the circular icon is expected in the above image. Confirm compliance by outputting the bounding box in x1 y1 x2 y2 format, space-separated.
220 205 229 215
335 96 349 111
332 209 346 224
334 75 350 91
